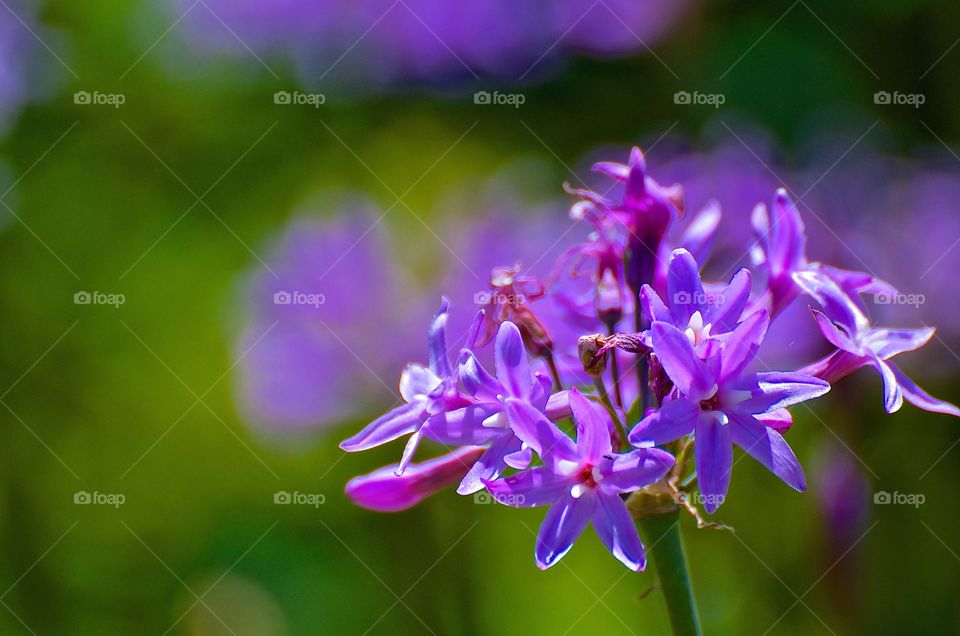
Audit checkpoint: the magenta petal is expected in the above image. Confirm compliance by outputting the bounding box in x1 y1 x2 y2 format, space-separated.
535 493 595 570
719 309 769 380
592 493 647 571
601 448 675 493
729 413 806 492
708 268 751 333
484 466 572 507
889 363 960 417
346 447 485 512
340 401 426 452
504 398 578 470
694 417 733 514
666 248 706 325
396 429 423 475
756 408 792 434
628 398 699 447
651 321 715 400
495 321 532 399
569 389 612 463
428 298 452 378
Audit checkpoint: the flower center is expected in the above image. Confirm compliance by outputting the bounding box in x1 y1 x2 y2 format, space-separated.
570 464 602 498
684 311 713 347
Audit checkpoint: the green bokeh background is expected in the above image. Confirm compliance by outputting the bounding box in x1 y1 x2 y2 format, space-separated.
1 1 959 634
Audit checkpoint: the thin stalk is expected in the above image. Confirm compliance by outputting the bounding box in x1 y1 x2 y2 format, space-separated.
634 288 651 414
544 351 564 391
606 324 624 409
636 510 702 636
593 377 628 451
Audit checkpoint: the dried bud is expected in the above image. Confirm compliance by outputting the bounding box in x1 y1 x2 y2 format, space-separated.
578 334 607 377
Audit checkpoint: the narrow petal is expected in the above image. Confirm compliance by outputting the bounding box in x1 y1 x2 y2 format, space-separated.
678 200 721 267
600 448 675 493
694 417 733 514
871 357 904 414
869 327 936 360
651 321 716 400
729 413 806 492
505 398 578 471
530 372 554 412
345 447 485 512
707 268 752 333
767 189 806 275
719 309 769 380
458 350 503 402
569 389 612 463
465 309 486 349
640 284 671 324
793 269 869 335
592 493 647 571
545 390 572 422
756 408 792 434
456 433 520 495
667 248 706 325
535 493 595 570
397 430 423 475
797 349 869 384
484 467 573 507
504 446 533 470
741 371 830 413
428 298 452 378
495 321 532 399
399 364 441 402
340 402 427 452
628 398 699 447
889 363 960 417
811 310 856 352
424 404 504 446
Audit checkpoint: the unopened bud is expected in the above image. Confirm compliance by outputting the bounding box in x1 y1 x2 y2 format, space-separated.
578 334 607 377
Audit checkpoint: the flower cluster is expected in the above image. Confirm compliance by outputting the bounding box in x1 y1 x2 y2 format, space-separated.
341 147 958 571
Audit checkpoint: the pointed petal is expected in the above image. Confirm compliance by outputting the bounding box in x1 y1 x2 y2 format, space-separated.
889 363 960 417
484 466 572 507
496 321 532 399
667 248 706 325
569 389 612 463
869 327 936 360
707 269 752 333
504 398 578 471
399 364 441 403
678 200 721 267
345 447 485 512
535 493 595 570
720 309 769 380
456 434 519 495
465 309 486 349
651 321 716 400
756 408 792 434
729 413 806 491
530 372 554 411
694 418 733 514
593 493 647 571
396 430 423 475
340 402 427 452
600 448 675 493
811 310 856 351
640 284 671 324
741 372 830 413
428 298 452 378
871 357 904 414
504 446 533 470
628 398 700 447
767 189 806 275
458 350 503 402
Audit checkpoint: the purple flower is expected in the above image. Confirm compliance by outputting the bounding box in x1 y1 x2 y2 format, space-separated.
795 269 960 417
485 389 675 570
750 189 808 316
629 312 830 513
640 247 752 350
341 298 483 472
346 446 486 512
427 320 568 494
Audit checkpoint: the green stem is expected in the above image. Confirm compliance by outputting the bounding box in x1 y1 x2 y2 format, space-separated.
636 510 702 636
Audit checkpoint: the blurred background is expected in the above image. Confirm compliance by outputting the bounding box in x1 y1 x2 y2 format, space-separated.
0 0 959 633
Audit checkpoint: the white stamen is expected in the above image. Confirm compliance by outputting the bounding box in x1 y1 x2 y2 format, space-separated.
482 412 509 429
